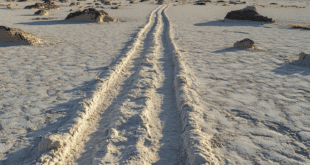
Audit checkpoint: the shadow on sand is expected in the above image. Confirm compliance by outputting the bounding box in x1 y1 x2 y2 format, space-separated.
0 41 30 47
272 61 310 76
194 19 274 27
212 47 244 53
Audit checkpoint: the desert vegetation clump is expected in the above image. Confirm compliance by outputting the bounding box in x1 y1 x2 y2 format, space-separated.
34 9 50 16
24 2 61 10
65 8 117 23
233 38 255 48
0 26 42 45
225 6 274 22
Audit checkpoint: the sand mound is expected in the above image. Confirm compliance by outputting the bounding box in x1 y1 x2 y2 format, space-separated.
112 2 121 5
158 0 164 4
225 6 274 22
65 8 117 23
104 1 112 5
229 0 245 4
70 2 80 6
111 6 120 9
0 26 42 45
24 2 61 10
33 17 56 20
195 0 208 5
289 23 310 30
233 38 255 48
43 0 54 3
34 9 49 16
298 52 310 64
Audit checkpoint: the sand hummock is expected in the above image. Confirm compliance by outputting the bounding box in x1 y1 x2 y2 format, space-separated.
195 0 208 5
0 26 42 45
225 6 274 22
34 9 50 16
112 2 121 5
289 23 310 30
233 38 255 48
158 0 164 4
104 1 112 5
24 2 61 10
229 0 246 4
43 0 54 3
65 8 117 23
70 2 78 6
298 52 310 64
33 17 56 20
111 6 120 9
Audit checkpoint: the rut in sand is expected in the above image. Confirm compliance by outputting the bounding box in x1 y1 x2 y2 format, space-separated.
72 5 185 164
37 5 219 165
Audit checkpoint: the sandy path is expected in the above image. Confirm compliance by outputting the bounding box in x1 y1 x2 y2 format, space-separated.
72 5 185 164
35 4 219 165
33 5 176 165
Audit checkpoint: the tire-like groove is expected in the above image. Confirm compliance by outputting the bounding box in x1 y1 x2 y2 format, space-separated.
35 6 161 165
73 5 184 165
163 5 220 165
36 4 220 165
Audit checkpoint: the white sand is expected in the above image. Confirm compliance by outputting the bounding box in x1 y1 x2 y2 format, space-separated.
167 1 310 164
0 0 310 164
0 1 159 163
